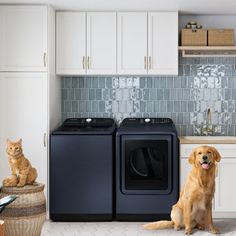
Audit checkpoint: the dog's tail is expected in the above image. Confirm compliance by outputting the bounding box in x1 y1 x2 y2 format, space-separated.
143 220 174 230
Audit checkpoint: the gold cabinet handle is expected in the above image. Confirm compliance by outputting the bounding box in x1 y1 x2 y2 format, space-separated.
43 133 47 147
144 56 147 69
43 53 47 67
82 56 85 70
87 56 90 70
149 56 151 70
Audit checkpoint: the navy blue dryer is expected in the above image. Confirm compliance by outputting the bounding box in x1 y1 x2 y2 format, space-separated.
50 118 116 221
116 118 179 221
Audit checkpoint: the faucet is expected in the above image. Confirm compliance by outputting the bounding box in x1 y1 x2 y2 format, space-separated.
201 108 215 136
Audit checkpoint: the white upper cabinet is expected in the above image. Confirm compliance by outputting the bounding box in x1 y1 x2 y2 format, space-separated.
56 12 116 75
0 6 47 72
148 12 178 75
56 11 178 75
56 12 86 75
87 12 116 75
117 12 148 74
118 11 178 75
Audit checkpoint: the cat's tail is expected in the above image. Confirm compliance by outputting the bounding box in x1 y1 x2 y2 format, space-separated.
143 220 174 230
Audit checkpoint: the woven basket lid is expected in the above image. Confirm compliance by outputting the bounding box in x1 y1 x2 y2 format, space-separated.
1 183 44 194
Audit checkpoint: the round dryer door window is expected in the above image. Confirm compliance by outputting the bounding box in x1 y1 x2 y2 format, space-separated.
121 135 172 194
130 147 165 179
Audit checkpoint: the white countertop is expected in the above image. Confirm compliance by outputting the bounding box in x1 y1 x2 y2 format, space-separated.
179 136 236 144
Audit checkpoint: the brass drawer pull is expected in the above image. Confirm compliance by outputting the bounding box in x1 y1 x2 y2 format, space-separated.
87 56 90 70
82 56 85 70
43 53 47 67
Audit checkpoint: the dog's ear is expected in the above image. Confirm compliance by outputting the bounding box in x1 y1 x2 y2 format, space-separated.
211 147 221 162
188 149 196 165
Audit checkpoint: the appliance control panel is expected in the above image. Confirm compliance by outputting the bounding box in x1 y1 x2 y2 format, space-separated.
121 118 173 126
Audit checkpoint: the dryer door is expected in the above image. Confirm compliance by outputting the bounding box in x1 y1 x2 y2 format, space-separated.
121 135 172 194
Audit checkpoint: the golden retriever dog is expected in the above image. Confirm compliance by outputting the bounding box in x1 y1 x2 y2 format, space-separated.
143 146 221 235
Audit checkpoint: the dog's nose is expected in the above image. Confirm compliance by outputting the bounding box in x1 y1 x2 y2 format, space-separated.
202 155 208 161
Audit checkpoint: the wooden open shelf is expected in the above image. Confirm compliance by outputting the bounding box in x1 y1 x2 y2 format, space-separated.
179 46 236 57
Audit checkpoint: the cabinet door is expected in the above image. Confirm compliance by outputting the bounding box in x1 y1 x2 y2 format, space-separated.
0 6 47 72
56 12 86 75
0 73 47 190
148 12 178 75
87 12 116 75
180 158 191 190
118 12 148 74
215 159 236 212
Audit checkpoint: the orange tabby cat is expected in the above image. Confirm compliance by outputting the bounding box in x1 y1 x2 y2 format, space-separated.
3 139 38 187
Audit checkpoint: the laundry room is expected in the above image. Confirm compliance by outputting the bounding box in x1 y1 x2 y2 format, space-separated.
1 0 236 235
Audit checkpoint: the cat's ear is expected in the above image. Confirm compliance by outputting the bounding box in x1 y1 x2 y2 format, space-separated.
18 139 22 144
6 139 10 144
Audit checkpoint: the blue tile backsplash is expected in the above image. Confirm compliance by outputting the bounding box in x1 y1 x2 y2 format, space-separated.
62 56 236 135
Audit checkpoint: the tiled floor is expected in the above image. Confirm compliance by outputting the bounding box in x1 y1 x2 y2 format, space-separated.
42 219 236 235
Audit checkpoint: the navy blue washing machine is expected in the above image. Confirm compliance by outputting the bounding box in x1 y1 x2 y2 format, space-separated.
50 118 116 221
116 118 179 221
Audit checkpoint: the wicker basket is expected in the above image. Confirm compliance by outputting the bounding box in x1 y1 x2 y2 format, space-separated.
181 29 207 46
208 29 234 46
0 183 46 236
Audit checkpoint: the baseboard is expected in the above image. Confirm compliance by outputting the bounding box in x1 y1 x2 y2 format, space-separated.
50 213 113 222
213 212 236 218
115 214 170 221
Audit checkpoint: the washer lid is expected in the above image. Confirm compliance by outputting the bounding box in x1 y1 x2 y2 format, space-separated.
52 118 116 134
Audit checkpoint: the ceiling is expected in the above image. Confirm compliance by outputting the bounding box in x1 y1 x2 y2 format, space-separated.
1 0 236 14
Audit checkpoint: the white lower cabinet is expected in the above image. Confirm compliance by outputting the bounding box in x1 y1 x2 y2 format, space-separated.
0 72 47 190
215 159 236 212
180 143 236 217
180 158 191 190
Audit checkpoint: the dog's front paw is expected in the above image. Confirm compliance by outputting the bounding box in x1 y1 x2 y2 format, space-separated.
185 228 192 235
209 226 220 234
196 224 205 230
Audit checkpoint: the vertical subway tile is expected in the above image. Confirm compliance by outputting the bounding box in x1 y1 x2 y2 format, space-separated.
65 77 72 88
106 77 112 88
143 89 149 100
92 77 99 88
81 88 89 100
72 78 78 88
65 101 71 112
147 78 153 88
150 89 157 100
140 101 146 112
62 89 68 100
156 89 163 100
92 101 99 112
116 89 123 101
89 89 95 100
72 101 78 112
102 89 110 100
85 77 91 88
154 101 160 112
78 78 85 88
140 78 146 88
96 89 102 100
99 101 105 112
86 101 91 112
160 77 167 88
98 77 105 88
